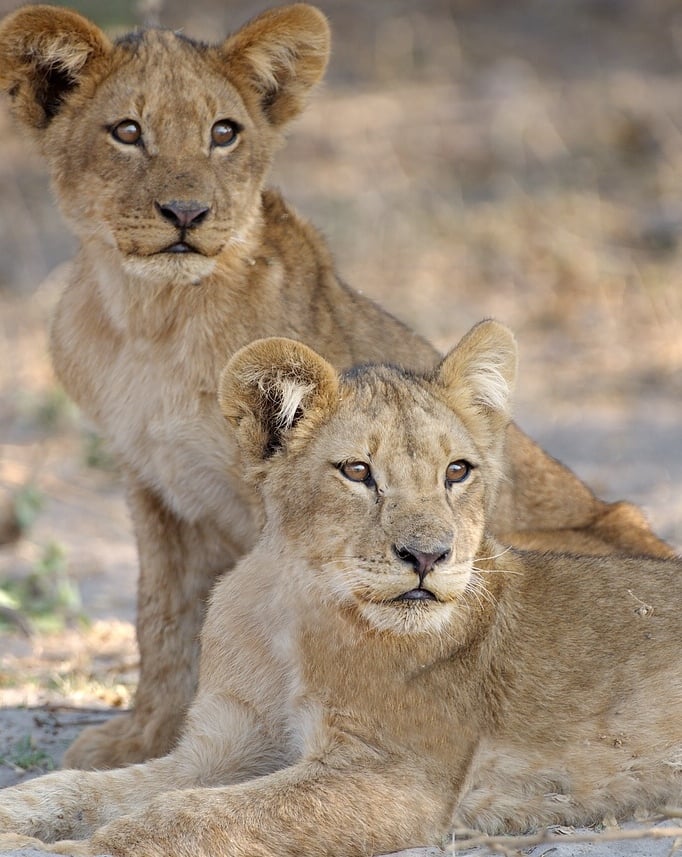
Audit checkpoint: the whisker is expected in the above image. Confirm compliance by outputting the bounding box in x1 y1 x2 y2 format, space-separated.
320 559 399 578
474 545 514 562
464 581 486 611
465 577 498 610
319 562 357 571
472 565 523 576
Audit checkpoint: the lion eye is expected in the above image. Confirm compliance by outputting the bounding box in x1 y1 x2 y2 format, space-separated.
111 119 142 145
446 460 472 485
211 119 240 147
339 461 373 485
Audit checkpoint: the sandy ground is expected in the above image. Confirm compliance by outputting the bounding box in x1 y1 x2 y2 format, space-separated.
1 1 681 855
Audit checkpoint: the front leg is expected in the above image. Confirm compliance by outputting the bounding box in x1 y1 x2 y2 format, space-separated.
0 833 51 851
0 758 185 843
0 833 92 856
64 481 251 770
85 757 457 857
2 626 290 845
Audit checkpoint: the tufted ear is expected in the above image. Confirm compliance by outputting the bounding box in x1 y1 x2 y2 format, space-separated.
0 4 111 131
218 337 339 463
221 3 330 127
436 320 518 447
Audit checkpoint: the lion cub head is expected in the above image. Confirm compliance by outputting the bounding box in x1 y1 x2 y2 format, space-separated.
0 4 329 284
219 320 517 635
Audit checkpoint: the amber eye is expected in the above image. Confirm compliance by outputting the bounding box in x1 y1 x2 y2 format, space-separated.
111 119 142 145
446 460 472 485
339 461 373 484
211 119 240 147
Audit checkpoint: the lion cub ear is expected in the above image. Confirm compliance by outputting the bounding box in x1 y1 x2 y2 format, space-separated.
436 320 518 441
220 4 330 126
219 337 339 463
0 5 111 131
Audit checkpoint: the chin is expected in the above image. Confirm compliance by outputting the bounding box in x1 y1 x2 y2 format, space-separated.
358 599 456 637
122 253 217 284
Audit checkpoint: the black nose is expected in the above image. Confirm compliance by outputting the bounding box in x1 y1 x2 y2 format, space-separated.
395 542 452 582
155 200 210 229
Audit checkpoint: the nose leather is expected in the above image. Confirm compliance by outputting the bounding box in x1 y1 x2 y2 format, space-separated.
395 543 452 582
156 200 210 229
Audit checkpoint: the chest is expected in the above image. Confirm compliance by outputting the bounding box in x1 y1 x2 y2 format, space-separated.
57 305 257 532
285 616 478 766
120 354 235 506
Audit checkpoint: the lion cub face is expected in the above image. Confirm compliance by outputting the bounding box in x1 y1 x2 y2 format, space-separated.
220 321 517 635
0 5 330 284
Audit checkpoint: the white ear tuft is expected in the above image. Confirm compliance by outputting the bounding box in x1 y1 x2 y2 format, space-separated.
468 351 514 413
218 337 339 463
243 367 316 430
272 376 315 429
437 319 518 420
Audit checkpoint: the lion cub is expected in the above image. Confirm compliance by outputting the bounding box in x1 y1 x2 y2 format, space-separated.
0 3 671 770
0 320 681 857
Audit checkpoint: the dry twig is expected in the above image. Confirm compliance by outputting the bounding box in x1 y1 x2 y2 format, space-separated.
448 811 682 855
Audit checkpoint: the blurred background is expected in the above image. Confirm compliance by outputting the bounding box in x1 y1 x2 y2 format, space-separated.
0 0 681 752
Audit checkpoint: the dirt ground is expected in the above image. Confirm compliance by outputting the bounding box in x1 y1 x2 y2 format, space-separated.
0 1 681 855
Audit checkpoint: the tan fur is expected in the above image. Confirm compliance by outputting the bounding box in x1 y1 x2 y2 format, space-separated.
0 321 680 857
0 3 672 771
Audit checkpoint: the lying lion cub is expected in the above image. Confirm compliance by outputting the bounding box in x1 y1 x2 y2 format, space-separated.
0 3 672 770
1 320 681 857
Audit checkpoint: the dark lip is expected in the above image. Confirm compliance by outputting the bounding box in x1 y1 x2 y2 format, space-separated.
161 242 199 254
395 588 437 602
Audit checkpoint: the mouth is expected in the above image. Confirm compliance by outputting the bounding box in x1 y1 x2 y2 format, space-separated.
394 588 438 602
161 241 199 254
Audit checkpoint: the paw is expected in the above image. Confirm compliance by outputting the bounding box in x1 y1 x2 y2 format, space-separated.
0 832 47 851
44 840 99 856
63 714 155 770
0 796 39 839
0 835 101 857
0 777 88 843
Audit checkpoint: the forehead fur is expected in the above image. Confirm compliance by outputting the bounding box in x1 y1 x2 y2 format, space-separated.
332 365 478 459
115 28 203 51
110 29 228 74
340 364 438 413
315 357 510 484
105 30 227 85
98 31 250 118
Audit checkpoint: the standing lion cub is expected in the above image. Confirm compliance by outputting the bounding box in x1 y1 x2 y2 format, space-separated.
0 3 672 770
0 320 681 857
